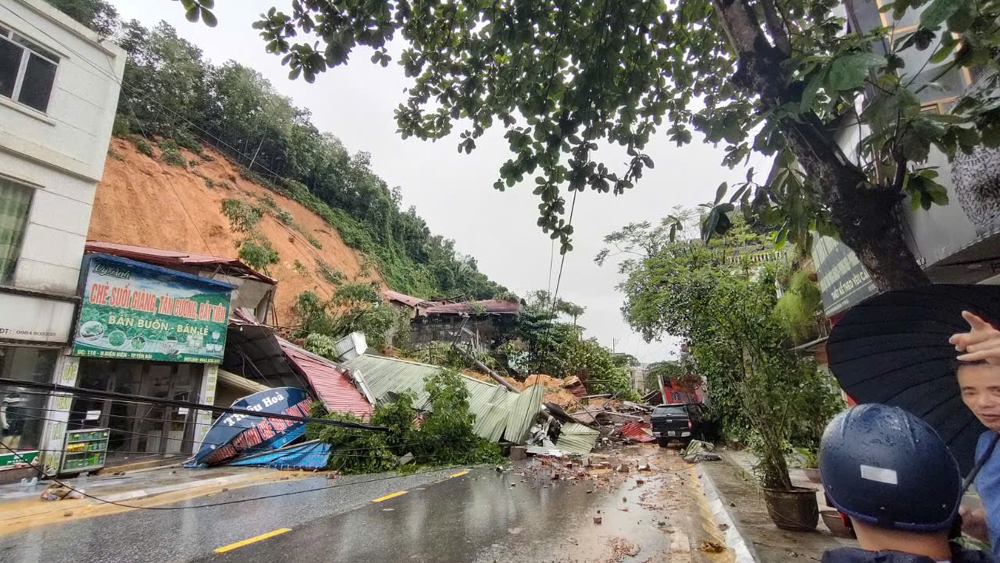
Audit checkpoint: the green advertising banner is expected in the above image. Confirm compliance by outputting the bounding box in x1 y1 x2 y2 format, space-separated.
72 254 234 363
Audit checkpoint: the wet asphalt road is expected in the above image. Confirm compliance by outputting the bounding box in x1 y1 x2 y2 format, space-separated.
0 448 713 563
0 467 465 563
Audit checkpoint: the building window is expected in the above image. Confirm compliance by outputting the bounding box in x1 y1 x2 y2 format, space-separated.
0 178 33 284
1 347 58 453
0 24 59 113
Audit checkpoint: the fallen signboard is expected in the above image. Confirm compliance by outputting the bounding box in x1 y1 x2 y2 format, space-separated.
188 387 312 467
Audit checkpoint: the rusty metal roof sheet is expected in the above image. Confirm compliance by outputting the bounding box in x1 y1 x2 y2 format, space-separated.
555 422 600 454
86 241 276 284
380 289 435 308
620 421 656 443
279 338 373 419
424 300 521 316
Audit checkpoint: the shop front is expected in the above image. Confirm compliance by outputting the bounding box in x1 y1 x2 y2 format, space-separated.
63 254 233 470
0 288 77 473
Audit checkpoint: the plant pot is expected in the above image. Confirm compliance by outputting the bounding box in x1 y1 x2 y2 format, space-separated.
820 509 856 539
802 468 822 484
763 487 819 531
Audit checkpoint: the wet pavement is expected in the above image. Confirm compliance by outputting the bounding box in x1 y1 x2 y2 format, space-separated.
0 447 724 563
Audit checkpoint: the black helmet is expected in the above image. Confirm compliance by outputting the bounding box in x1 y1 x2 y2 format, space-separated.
820 404 961 532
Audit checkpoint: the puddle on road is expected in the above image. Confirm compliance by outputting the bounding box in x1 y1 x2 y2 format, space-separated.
467 446 719 563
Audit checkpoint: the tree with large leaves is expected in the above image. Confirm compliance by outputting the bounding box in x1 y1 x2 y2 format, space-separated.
231 0 1000 290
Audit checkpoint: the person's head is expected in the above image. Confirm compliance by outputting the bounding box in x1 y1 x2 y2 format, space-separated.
820 404 961 559
957 359 1000 433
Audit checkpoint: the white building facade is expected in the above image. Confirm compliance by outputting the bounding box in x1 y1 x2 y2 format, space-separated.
0 0 123 474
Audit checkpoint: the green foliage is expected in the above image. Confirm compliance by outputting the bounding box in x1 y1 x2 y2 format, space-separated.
306 234 323 250
303 333 339 359
112 114 130 137
275 209 294 225
773 269 824 344
248 0 1000 286
202 176 215 189
221 198 264 234
293 259 308 275
160 146 187 168
316 260 345 286
417 370 485 464
370 392 420 456
110 17 506 301
158 138 180 152
127 135 154 158
294 291 336 336
238 239 280 272
309 370 503 474
292 285 404 351
173 129 203 155
645 360 698 394
44 0 118 36
495 298 636 399
316 412 399 475
107 149 123 162
407 342 503 373
615 218 842 490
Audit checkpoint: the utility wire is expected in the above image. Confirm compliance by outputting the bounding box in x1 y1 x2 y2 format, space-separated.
0 378 386 432
0 443 464 512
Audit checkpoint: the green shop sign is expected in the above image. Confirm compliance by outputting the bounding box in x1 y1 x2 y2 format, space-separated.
72 254 234 363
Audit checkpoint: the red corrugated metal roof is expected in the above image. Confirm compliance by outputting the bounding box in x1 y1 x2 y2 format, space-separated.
620 421 656 443
278 339 373 419
381 289 433 308
86 241 276 284
424 300 521 315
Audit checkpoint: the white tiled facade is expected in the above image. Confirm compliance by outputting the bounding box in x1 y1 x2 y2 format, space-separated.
0 0 123 474
0 0 124 295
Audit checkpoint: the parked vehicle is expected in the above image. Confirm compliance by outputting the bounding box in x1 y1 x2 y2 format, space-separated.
651 403 704 447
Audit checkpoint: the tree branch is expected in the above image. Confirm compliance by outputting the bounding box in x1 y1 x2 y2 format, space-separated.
759 0 792 55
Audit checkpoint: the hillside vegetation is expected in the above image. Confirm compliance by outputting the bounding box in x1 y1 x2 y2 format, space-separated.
54 0 506 302
93 138 380 325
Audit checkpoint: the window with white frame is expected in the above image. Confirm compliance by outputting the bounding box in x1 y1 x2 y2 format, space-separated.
0 24 59 113
0 177 33 284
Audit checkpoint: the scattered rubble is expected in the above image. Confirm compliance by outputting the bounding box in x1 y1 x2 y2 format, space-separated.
604 538 641 562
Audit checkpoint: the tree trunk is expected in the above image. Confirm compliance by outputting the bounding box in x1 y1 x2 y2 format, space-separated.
710 0 931 291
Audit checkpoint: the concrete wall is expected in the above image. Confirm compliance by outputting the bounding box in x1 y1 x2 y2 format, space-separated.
0 0 125 296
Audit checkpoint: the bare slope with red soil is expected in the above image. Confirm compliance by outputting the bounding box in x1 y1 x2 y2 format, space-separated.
89 138 380 326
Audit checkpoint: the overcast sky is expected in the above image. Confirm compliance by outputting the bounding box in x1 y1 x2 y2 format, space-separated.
110 0 765 362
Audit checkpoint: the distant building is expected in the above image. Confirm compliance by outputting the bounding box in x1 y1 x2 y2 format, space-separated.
0 0 125 474
630 363 648 393
380 289 521 348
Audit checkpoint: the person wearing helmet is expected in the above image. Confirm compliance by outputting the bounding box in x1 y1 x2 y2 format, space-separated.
820 404 994 563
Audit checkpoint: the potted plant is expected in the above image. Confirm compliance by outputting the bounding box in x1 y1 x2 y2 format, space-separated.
795 447 822 484
704 271 827 532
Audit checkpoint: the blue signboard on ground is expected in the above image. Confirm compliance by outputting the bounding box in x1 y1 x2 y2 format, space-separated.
189 387 312 467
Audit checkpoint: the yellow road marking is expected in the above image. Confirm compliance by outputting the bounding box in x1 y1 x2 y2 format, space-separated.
214 528 291 553
372 490 408 503
449 470 470 478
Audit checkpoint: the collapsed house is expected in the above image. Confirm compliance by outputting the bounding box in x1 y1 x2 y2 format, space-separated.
380 290 521 347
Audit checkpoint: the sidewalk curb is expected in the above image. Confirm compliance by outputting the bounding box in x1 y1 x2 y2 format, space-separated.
696 463 757 563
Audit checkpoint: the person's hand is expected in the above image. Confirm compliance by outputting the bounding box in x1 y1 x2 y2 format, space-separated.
961 505 990 541
950 311 1000 366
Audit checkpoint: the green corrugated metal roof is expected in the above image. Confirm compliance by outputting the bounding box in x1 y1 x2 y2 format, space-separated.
503 385 544 444
554 422 600 454
343 354 537 444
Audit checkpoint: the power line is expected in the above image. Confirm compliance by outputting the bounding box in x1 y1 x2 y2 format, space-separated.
0 443 464 513
0 378 386 432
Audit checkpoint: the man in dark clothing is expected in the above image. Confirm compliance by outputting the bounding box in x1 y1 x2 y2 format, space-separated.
820 404 995 563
